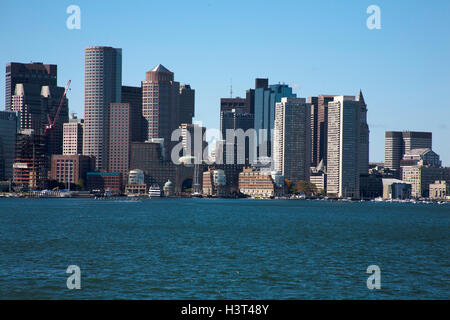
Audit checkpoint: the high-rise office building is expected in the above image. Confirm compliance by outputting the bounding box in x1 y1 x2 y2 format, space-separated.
83 46 122 170
357 90 369 176
179 84 195 125
0 111 18 181
220 97 247 113
326 96 362 199
220 109 255 165
121 85 143 142
385 131 432 176
63 114 84 155
253 80 296 158
142 64 180 158
5 62 57 111
308 95 337 168
11 83 68 156
273 97 311 184
107 103 130 184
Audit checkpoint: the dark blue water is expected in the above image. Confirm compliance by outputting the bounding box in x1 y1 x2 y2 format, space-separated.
0 198 448 299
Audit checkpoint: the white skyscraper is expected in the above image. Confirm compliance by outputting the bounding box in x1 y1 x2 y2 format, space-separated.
273 97 311 184
326 96 362 199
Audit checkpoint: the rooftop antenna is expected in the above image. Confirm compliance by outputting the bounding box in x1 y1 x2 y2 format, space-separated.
230 78 233 98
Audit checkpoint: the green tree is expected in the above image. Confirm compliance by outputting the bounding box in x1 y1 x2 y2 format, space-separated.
296 180 317 196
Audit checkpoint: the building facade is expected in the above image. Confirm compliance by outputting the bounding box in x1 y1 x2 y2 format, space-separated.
142 64 180 159
107 103 130 184
273 97 311 184
83 46 122 170
0 111 18 181
238 167 282 198
179 84 195 125
49 155 95 187
63 115 83 155
385 131 432 177
326 96 361 199
401 165 450 198
253 81 296 158
5 62 57 111
121 85 143 143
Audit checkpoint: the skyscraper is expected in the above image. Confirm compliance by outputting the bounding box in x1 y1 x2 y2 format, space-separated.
253 80 296 158
273 97 311 184
142 64 180 158
63 114 84 155
83 46 122 170
0 111 18 181
5 62 57 111
11 83 68 156
220 109 255 165
308 95 337 168
179 84 195 125
122 85 143 142
385 131 432 176
326 96 362 199
107 103 130 184
357 90 369 176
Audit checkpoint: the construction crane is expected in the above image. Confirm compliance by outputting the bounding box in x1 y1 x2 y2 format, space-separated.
43 80 71 135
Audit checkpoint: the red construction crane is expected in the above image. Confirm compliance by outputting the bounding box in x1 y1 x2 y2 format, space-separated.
44 80 71 135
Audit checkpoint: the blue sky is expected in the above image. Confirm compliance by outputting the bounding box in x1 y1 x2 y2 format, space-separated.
1 0 449 164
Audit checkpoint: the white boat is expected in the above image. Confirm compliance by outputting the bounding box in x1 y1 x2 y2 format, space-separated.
148 184 161 198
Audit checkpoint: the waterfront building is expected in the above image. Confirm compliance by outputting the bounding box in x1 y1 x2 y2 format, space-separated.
385 131 432 177
125 169 147 196
326 96 362 199
0 111 18 181
179 84 195 125
429 180 450 200
128 169 145 185
310 172 326 193
142 64 180 159
382 178 412 200
121 85 143 142
63 114 83 155
5 62 57 111
107 102 130 184
401 165 450 198
238 167 283 198
49 154 95 187
273 97 311 184
202 168 228 197
83 46 122 170
86 172 122 194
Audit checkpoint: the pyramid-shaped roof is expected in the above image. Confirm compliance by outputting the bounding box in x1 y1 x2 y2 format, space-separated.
357 89 366 104
151 64 171 73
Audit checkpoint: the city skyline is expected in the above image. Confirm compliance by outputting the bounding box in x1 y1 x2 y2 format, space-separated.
1 0 450 165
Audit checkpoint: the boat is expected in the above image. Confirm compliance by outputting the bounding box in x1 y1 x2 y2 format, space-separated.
148 184 161 198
